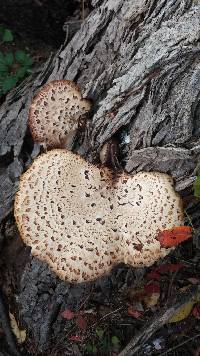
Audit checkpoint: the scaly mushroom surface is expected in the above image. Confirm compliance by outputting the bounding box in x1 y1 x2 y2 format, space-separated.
14 150 184 283
29 80 91 148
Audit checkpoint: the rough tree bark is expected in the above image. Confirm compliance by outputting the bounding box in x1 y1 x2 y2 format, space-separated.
0 0 200 354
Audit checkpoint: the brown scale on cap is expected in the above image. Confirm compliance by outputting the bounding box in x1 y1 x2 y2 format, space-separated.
14 150 184 283
29 80 91 148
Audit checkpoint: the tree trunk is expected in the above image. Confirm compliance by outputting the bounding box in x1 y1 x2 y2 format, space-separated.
0 0 200 354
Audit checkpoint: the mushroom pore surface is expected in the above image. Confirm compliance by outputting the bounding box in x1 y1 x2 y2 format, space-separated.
14 150 184 283
29 80 91 148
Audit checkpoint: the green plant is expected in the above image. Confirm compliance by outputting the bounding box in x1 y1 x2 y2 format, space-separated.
0 26 33 97
85 327 122 355
85 342 97 354
0 25 13 43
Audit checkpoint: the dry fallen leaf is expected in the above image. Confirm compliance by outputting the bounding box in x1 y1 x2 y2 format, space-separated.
9 312 26 344
194 345 200 356
168 289 200 323
157 226 193 248
143 283 160 307
187 277 200 285
75 315 87 330
168 301 194 323
155 263 185 274
128 307 142 318
144 292 160 307
146 271 161 280
61 309 75 320
68 334 82 342
145 283 160 294
192 305 200 319
146 263 185 280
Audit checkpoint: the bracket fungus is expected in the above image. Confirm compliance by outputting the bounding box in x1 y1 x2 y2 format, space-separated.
29 80 91 148
14 149 185 283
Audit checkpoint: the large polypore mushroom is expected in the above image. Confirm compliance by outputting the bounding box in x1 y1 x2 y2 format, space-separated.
14 150 184 283
29 80 91 148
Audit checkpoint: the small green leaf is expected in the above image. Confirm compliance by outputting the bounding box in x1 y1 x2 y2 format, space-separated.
0 51 4 62
95 327 104 339
0 72 7 81
3 29 13 42
15 67 27 80
111 336 120 346
2 76 17 93
85 343 97 354
15 50 26 63
0 25 6 34
194 174 200 198
15 51 33 66
0 61 8 73
4 52 14 66
23 56 33 66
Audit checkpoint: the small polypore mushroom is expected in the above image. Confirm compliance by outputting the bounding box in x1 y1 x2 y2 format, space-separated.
14 149 184 283
29 80 91 148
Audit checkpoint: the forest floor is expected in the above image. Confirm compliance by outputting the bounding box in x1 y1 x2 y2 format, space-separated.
0 1 200 356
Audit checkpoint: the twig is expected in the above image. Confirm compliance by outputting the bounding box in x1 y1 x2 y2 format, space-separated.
166 270 179 302
119 285 200 356
33 0 43 6
78 286 94 311
81 0 85 21
159 333 200 356
185 210 196 233
91 306 123 328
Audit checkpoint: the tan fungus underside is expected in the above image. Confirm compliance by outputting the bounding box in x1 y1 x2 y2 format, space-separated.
29 80 91 148
14 150 184 283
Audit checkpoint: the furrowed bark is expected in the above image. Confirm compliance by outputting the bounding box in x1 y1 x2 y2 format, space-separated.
0 0 200 352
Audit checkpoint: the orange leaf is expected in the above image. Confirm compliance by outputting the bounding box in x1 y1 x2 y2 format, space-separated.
157 226 193 248
128 307 142 318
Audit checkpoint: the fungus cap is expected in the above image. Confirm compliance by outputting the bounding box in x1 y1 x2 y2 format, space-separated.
29 80 91 148
14 150 184 283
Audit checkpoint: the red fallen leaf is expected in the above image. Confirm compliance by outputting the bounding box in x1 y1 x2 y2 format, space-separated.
194 346 200 356
145 283 160 294
133 291 146 300
187 277 200 285
155 263 185 274
192 305 200 319
61 309 75 320
75 315 87 330
147 264 185 281
128 307 142 318
146 271 161 280
68 334 82 342
157 226 193 248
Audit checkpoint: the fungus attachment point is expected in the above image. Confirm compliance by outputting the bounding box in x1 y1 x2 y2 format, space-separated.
100 139 121 170
29 80 91 148
14 150 185 283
